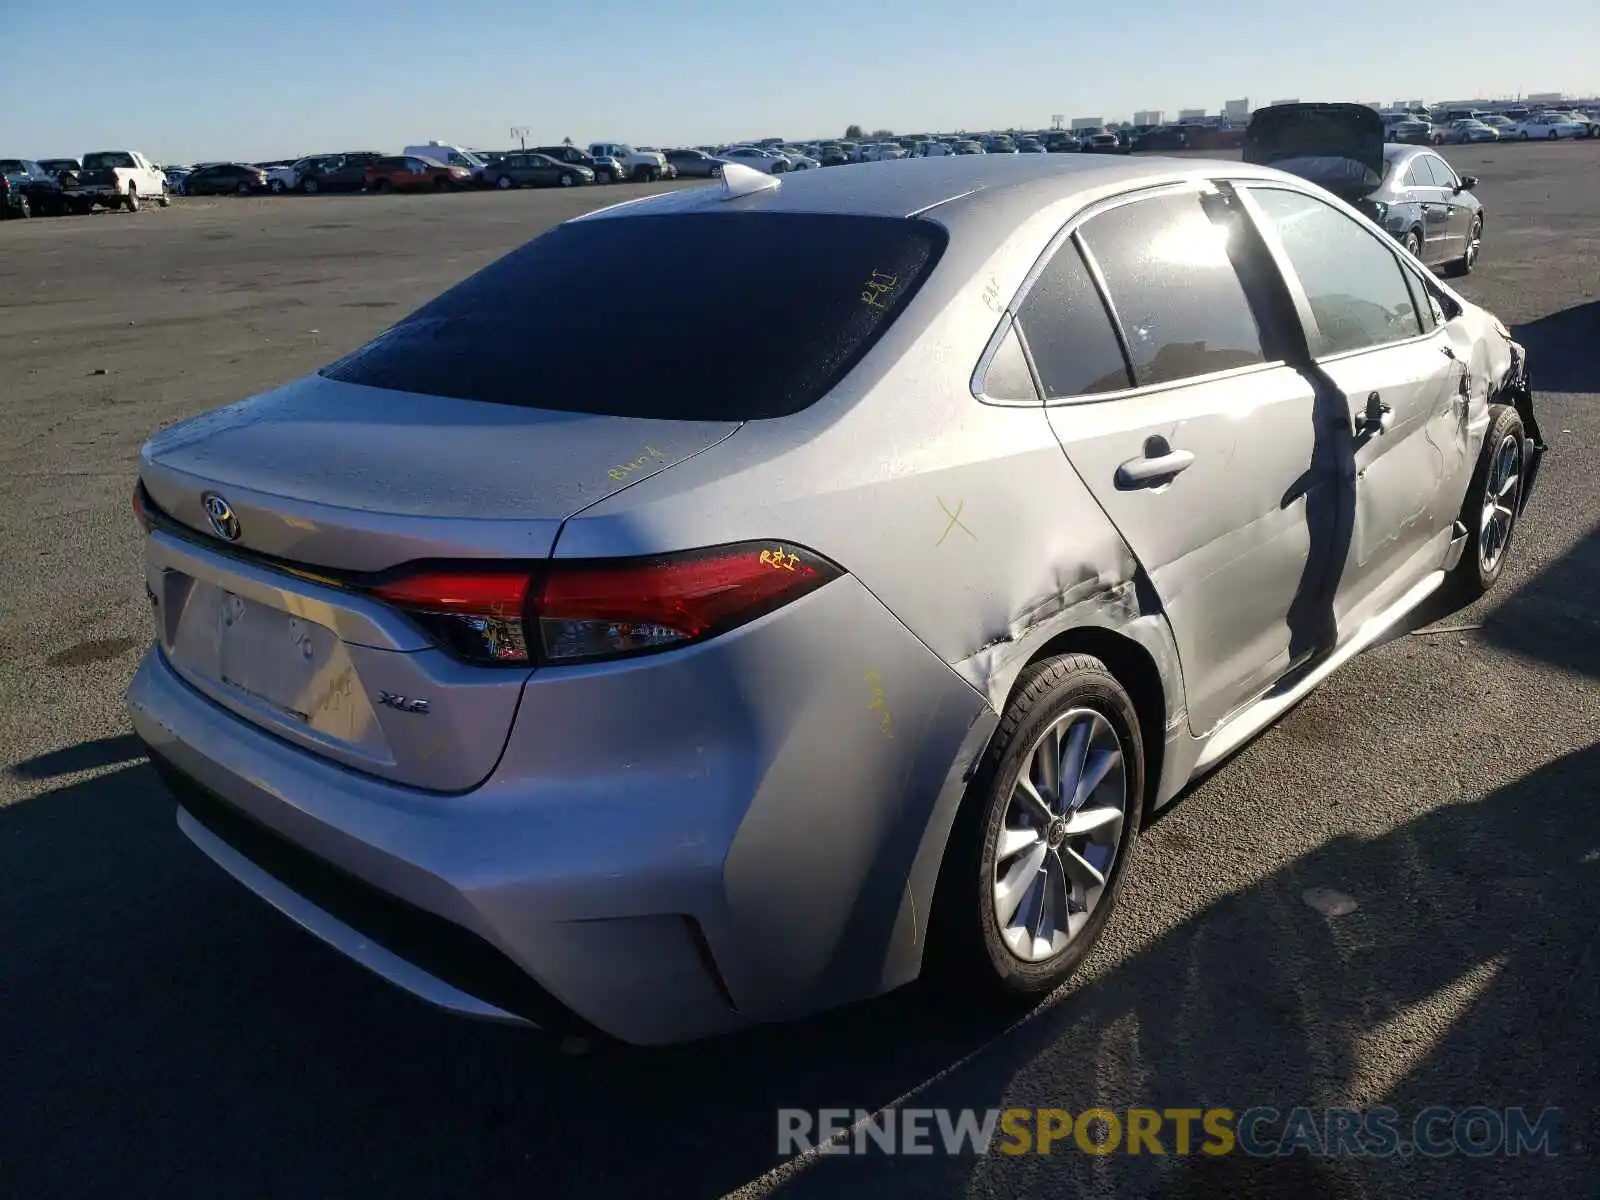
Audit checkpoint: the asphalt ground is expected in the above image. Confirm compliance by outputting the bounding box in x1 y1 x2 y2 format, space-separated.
1 144 1596 1199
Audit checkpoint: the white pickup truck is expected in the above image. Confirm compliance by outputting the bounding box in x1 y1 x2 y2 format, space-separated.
587 142 668 182
64 150 169 211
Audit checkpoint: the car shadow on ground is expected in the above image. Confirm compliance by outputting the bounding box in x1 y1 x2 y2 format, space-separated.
3 538 1595 1200
1513 299 1600 394
6 743 1597 1197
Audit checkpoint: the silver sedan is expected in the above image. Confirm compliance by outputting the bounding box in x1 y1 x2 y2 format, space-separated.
128 154 1542 1045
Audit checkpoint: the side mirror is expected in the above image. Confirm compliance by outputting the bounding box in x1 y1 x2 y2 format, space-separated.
1459 175 1478 191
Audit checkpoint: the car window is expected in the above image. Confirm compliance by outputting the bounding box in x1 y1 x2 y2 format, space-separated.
1249 186 1425 357
1403 159 1430 188
1423 155 1458 189
1013 237 1132 397
321 212 949 421
1076 190 1274 388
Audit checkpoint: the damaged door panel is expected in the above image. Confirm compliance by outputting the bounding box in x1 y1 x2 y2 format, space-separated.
1035 187 1337 735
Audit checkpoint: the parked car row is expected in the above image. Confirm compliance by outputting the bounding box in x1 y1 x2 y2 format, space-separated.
1381 105 1599 145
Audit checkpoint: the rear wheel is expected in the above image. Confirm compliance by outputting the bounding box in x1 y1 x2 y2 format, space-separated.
301 176 320 194
1520 130 1531 140
1401 229 1423 259
559 172 575 187
124 185 139 212
236 181 251 196
1450 404 1526 599
372 178 391 194
930 654 1143 1001
495 174 514 189
1547 129 1559 140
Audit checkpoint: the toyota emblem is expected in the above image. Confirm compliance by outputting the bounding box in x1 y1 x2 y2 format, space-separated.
201 492 241 542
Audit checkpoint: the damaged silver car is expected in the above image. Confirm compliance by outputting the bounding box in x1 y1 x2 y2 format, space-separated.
127 154 1543 1045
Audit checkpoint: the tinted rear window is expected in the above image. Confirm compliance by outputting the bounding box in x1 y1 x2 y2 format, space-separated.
321 212 947 420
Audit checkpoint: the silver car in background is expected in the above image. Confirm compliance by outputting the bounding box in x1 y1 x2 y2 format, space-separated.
129 155 1543 1046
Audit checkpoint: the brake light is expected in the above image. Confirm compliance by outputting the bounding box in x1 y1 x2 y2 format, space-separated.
367 542 840 667
370 567 532 663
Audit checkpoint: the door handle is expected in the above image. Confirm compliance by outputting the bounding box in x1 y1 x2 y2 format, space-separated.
1115 448 1196 488
1356 392 1394 437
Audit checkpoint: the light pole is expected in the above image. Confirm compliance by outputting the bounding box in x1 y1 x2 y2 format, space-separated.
510 126 532 152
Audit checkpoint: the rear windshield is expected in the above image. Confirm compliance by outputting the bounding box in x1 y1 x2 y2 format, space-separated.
320 211 947 420
83 152 135 169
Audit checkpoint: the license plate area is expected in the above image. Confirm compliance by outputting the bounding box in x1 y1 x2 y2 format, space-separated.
162 572 385 754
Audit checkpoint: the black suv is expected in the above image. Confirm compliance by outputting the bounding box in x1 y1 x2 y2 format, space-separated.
0 160 67 217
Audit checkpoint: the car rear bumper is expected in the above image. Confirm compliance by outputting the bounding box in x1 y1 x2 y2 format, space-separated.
128 573 990 1044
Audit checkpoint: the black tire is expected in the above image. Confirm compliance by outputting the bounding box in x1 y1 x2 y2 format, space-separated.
1519 131 1530 141
16 196 31 219
1446 216 1483 276
1401 229 1423 259
157 191 170 208
1450 403 1527 599
372 178 391 194
930 654 1144 1002
495 174 514 190
434 176 453 191
269 179 286 194
559 172 575 187
710 165 723 178
236 181 251 196
1547 130 1559 141
124 185 139 212
301 177 319 194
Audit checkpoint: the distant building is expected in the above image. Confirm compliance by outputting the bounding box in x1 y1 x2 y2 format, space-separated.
1222 98 1250 122
1178 108 1208 123
1133 110 1163 126
1527 92 1565 103
1070 116 1105 131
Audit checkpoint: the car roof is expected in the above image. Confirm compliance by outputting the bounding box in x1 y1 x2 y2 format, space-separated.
573 153 1284 229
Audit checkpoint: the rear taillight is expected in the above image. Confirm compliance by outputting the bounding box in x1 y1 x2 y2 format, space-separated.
368 542 841 667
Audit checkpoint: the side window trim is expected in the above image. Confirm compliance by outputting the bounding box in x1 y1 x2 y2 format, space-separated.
1069 230 1138 392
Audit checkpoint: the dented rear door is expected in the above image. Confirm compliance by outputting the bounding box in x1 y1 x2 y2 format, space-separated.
1034 185 1337 735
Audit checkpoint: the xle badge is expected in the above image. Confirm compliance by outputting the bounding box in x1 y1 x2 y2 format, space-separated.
377 692 430 714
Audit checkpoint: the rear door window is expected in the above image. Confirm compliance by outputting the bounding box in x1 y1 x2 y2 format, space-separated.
1248 186 1425 356
321 212 948 420
1077 190 1277 387
1013 237 1131 397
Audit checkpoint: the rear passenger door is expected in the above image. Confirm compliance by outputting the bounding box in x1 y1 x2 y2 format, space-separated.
1241 184 1466 634
1031 183 1336 735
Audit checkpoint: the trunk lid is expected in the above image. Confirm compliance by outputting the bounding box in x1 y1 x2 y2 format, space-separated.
1243 102 1385 200
140 373 740 791
140 373 739 570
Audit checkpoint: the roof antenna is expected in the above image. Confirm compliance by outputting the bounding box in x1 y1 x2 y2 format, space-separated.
721 161 780 200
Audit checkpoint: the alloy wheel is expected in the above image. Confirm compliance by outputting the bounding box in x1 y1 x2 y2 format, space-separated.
1479 433 1523 574
992 707 1127 962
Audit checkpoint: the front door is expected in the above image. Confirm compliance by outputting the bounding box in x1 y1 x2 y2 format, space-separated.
1242 184 1467 634
1024 183 1337 734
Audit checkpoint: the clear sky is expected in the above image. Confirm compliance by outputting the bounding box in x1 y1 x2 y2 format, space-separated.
4 0 1596 164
